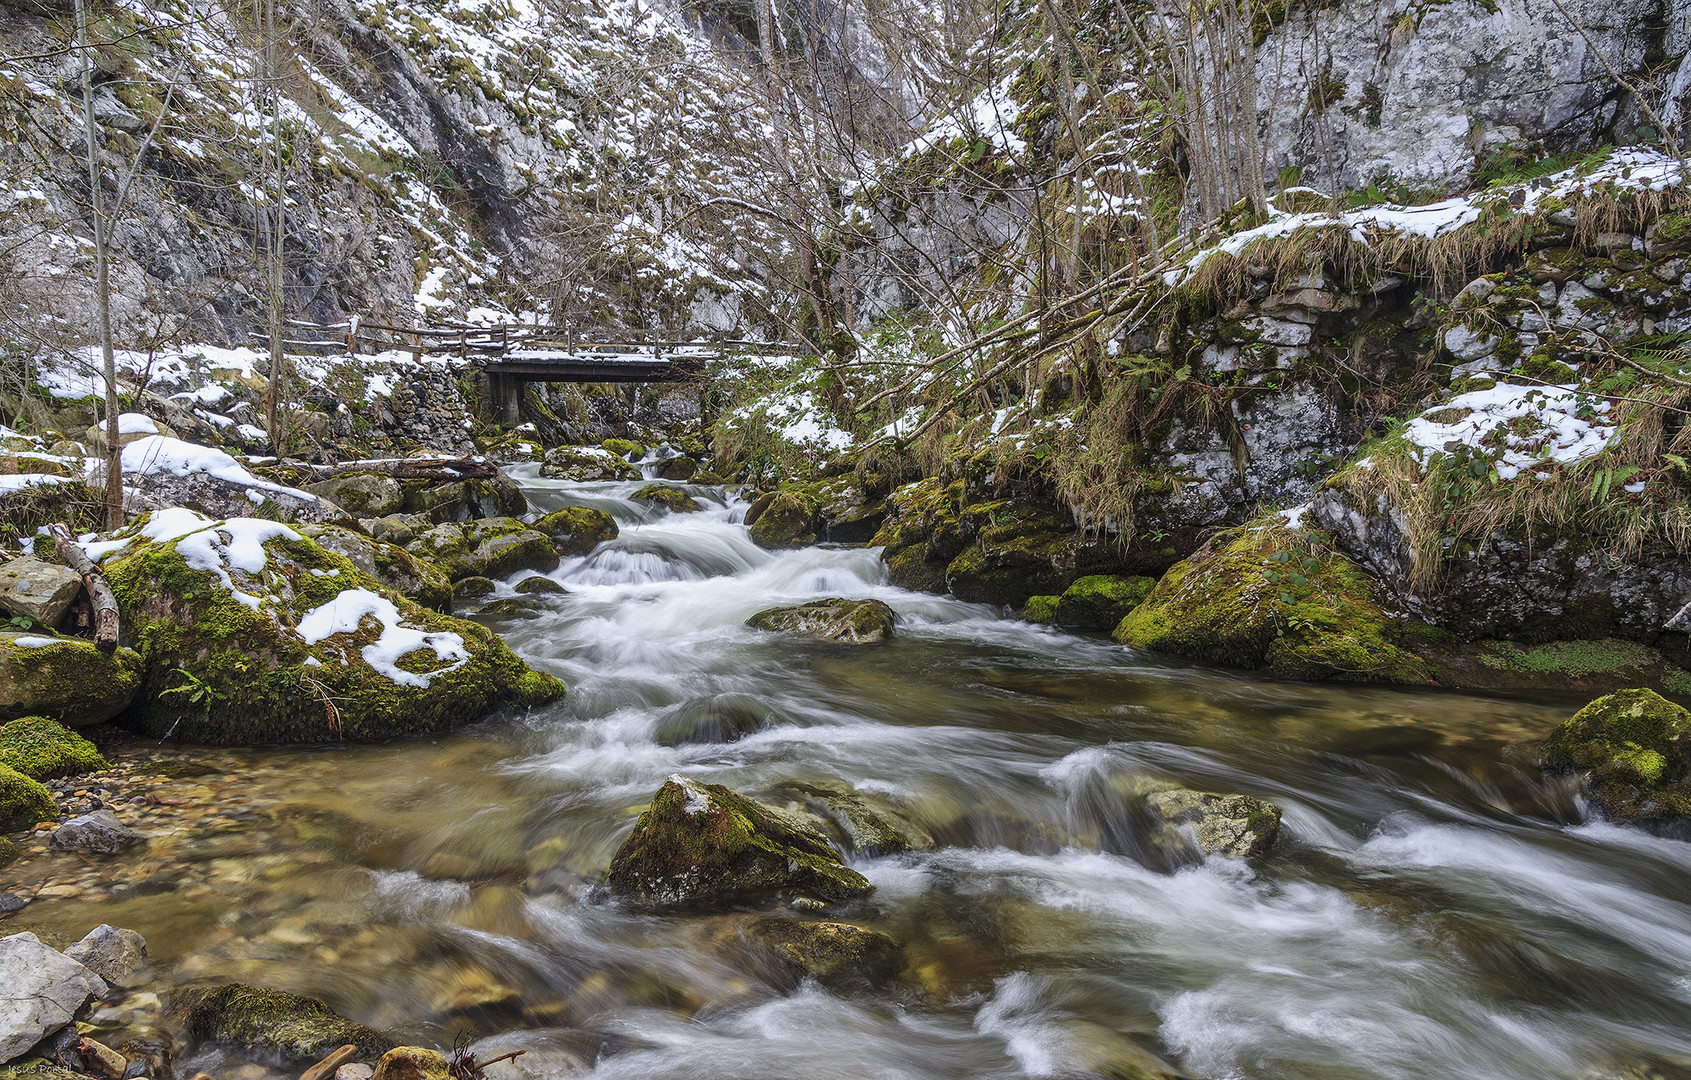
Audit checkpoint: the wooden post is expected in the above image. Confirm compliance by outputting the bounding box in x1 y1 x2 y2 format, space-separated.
346 314 360 356
48 523 119 652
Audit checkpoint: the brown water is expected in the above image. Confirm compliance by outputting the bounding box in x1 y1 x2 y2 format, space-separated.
9 468 1691 1080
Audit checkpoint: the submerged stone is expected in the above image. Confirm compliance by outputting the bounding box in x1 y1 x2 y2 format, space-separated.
180 983 393 1063
1141 786 1282 859
604 775 874 907
742 918 902 984
773 779 935 855
1540 688 1691 832
746 598 895 645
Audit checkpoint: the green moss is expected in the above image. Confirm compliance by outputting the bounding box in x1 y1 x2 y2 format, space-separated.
0 635 143 727
746 599 895 644
534 506 618 556
1055 575 1155 629
181 983 393 1063
746 491 818 548
1113 524 1430 683
0 717 107 779
945 501 1077 606
632 484 701 514
604 776 874 907
0 763 56 829
1020 595 1060 623
1481 638 1662 678
1540 688 1691 826
745 918 901 983
600 438 647 459
1653 212 1691 242
883 545 948 594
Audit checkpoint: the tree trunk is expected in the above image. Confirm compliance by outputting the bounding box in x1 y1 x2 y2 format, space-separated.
76 0 122 531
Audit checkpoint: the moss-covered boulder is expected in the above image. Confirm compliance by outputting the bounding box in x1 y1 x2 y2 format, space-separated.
945 500 1079 606
746 492 818 549
772 779 934 855
304 474 405 517
0 717 106 779
1055 575 1154 629
301 524 452 611
632 484 701 513
105 514 564 743
0 765 57 829
798 476 886 544
534 506 618 556
400 474 528 523
742 918 901 984
873 478 965 593
370 1047 451 1080
1020 595 1060 623
1113 525 1430 683
404 518 559 581
1540 688 1691 830
600 438 647 460
180 983 392 1064
0 633 142 726
539 446 642 482
604 776 874 907
656 455 698 481
513 576 567 595
453 576 496 599
746 599 895 645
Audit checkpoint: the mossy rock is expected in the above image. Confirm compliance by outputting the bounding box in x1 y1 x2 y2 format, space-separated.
534 506 618 556
746 598 895 645
1113 525 1430 684
477 597 539 617
882 544 949 594
301 524 451 611
795 476 886 543
945 501 1080 606
304 474 404 517
600 438 647 460
742 918 902 984
539 446 641 482
772 779 934 855
106 519 565 743
0 632 142 727
604 775 874 908
0 716 107 779
632 485 701 514
371 1047 451 1080
513 576 567 595
656 455 698 481
404 519 559 581
453 576 496 599
0 837 19 868
1019 595 1060 623
871 477 964 564
401 475 528 523
1540 688 1691 830
180 983 393 1064
0 763 57 829
746 492 818 549
1055 575 1155 629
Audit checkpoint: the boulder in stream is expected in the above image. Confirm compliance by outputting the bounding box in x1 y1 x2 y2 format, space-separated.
0 716 108 779
0 765 57 830
534 506 618 556
0 932 107 1060
539 445 642 482
631 484 701 513
63 924 147 985
1540 687 1691 832
0 632 142 727
745 491 818 549
1140 784 1283 859
740 918 902 984
370 1047 451 1080
104 511 564 743
50 810 145 854
180 983 393 1063
604 775 874 907
746 598 895 645
404 518 560 581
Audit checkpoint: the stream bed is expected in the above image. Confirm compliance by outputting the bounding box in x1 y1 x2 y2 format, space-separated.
7 471 1691 1080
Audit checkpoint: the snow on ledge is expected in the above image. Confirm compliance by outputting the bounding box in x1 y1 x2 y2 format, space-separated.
296 587 468 688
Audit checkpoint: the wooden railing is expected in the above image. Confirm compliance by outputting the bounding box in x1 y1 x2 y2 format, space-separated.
252 319 795 365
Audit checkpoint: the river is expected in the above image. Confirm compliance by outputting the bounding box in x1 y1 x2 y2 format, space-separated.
9 469 1691 1080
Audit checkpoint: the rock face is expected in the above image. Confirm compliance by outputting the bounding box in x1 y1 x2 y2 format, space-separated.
1540 688 1691 833
0 932 107 1060
604 776 875 907
181 983 393 1063
0 633 143 726
746 599 896 645
0 557 81 628
105 514 564 743
50 810 145 854
62 925 147 985
1141 787 1282 859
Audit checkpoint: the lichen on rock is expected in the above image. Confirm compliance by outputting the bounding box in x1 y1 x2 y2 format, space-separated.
746 598 896 644
1540 688 1691 832
604 775 874 907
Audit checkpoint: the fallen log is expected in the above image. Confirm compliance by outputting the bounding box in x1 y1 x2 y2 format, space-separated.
48 523 119 652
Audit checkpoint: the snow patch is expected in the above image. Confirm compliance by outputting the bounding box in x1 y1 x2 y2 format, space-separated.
295 587 469 688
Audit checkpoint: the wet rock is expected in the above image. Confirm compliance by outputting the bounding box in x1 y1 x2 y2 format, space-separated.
0 557 82 628
1054 575 1155 630
604 775 874 907
50 810 146 854
336 1066 375 1080
299 525 452 612
0 765 57 830
180 983 392 1063
1142 786 1282 859
512 576 567 595
453 576 496 599
1019 595 1060 623
742 918 901 984
745 492 816 549
538 446 641 482
652 693 770 746
533 507 618 556
476 598 539 617
0 632 143 726
1540 688 1691 833
746 599 895 645
79 1037 127 1079
370 1048 450 1080
0 716 108 779
0 894 24 912
0 931 107 1059
631 485 700 514
656 455 697 481
300 1045 361 1080
305 475 405 518
774 779 934 855
64 925 147 985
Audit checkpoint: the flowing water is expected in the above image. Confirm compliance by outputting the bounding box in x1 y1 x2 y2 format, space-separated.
9 470 1691 1080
